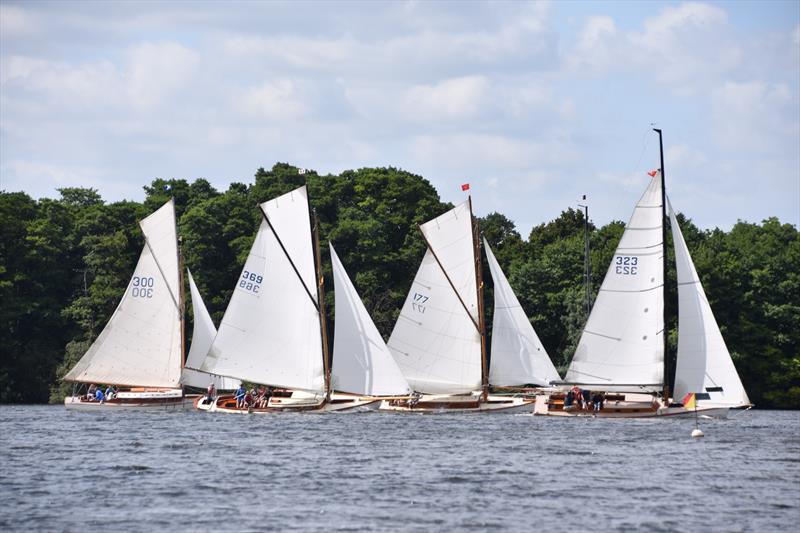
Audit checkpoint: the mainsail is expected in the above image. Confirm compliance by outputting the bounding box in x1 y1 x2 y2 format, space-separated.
668 201 750 407
565 173 665 391
484 239 560 386
200 186 325 393
181 270 241 390
329 243 411 396
63 199 183 388
387 201 482 394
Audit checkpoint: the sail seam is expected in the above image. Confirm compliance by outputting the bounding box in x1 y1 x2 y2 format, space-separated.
600 284 663 293
583 330 622 341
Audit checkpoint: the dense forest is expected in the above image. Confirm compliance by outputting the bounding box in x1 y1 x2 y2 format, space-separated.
1 164 798 408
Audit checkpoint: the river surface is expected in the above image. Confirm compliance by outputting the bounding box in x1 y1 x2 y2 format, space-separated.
0 406 798 532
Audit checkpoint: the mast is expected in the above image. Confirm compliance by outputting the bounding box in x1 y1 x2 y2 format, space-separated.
469 197 489 401
653 127 669 403
313 211 332 401
178 236 186 370
578 196 591 319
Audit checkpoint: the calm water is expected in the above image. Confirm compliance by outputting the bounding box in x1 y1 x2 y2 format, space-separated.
0 406 798 532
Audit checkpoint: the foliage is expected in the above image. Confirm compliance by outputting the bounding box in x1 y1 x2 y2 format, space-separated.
0 165 797 408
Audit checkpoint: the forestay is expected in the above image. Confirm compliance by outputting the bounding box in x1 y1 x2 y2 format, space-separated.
565 173 664 392
484 240 560 386
63 200 183 388
669 202 750 407
330 244 411 396
181 270 241 390
200 186 325 393
387 201 482 394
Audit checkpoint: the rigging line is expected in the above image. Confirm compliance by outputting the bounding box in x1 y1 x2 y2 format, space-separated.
258 204 320 312
417 226 481 334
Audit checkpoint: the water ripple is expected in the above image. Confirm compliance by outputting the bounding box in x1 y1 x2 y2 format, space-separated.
0 406 797 531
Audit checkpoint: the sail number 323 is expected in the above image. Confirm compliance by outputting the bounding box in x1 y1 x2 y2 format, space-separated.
240 270 263 294
131 276 155 298
615 256 638 275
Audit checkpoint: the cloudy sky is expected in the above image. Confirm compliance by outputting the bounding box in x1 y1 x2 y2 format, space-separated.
1 0 798 234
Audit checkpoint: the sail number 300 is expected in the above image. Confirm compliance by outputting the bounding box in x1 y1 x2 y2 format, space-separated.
240 270 263 294
131 276 154 298
615 256 638 275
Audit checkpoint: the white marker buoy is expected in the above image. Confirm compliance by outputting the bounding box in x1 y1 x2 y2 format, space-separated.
691 428 704 438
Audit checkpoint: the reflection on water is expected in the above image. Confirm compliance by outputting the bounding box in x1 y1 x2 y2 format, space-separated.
0 406 797 531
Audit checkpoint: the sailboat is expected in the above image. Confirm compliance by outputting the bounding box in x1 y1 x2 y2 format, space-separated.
64 199 193 410
539 130 751 417
193 186 404 413
328 243 412 399
380 198 538 413
483 238 561 390
179 270 241 392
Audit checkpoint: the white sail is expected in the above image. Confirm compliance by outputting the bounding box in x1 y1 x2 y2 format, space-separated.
181 270 241 390
63 200 183 388
484 239 560 386
565 173 664 391
330 244 411 396
387 201 482 394
200 186 325 393
669 202 750 407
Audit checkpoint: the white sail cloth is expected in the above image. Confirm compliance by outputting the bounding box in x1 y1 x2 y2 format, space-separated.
484 240 560 386
668 202 750 407
330 244 411 396
200 186 325 393
63 200 183 388
387 201 482 394
181 270 241 390
565 173 665 392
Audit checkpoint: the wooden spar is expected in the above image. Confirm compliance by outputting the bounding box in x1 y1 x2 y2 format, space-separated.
258 204 320 312
417 226 481 335
312 211 332 401
470 196 489 401
177 228 186 371
654 127 670 404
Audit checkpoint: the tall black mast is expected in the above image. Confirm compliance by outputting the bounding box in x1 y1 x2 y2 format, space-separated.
578 196 591 320
653 128 669 403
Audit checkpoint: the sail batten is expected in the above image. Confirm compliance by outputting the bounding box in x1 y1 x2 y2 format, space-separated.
199 186 325 392
63 200 183 388
388 201 481 394
484 239 560 387
565 174 665 390
668 201 750 407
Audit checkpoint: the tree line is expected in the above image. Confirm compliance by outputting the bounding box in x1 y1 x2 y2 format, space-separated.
1 164 797 408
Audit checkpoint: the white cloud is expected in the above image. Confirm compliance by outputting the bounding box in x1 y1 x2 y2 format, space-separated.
126 42 199 109
566 3 741 93
711 81 797 152
235 79 309 120
403 76 490 121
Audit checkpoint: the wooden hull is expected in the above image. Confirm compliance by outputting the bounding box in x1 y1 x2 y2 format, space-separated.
194 393 380 414
534 393 730 418
64 390 197 411
379 394 535 414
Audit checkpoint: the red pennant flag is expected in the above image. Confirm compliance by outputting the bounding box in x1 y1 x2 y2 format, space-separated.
461 183 470 191
648 170 658 177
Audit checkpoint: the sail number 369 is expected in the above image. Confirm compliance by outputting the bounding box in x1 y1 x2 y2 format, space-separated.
240 270 263 294
131 276 154 298
615 256 638 275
